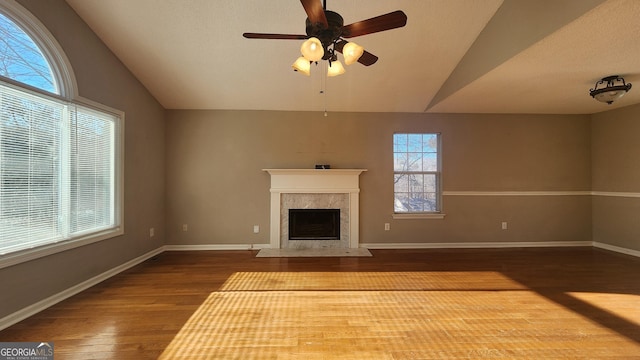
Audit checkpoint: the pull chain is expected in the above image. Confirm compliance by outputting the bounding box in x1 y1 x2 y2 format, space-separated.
322 61 328 116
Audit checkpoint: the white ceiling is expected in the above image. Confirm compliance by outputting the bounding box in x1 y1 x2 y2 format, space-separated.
64 0 640 114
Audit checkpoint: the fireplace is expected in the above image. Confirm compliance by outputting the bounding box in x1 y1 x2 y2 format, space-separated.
289 209 340 240
263 169 366 249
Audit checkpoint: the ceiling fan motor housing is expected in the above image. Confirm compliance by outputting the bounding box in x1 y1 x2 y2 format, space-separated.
305 11 344 59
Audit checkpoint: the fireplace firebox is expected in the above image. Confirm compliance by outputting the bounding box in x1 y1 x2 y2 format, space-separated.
288 209 340 240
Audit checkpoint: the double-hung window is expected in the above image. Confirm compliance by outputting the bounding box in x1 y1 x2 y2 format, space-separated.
393 133 441 215
0 2 122 265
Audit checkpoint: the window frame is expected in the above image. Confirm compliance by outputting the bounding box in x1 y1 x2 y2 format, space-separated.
392 132 445 220
0 1 124 269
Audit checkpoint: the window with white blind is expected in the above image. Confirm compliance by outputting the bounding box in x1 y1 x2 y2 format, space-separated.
0 2 122 266
0 83 121 257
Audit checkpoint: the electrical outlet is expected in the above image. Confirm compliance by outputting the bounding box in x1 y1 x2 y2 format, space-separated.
501 222 508 230
182 224 188 232
149 227 155 237
253 225 260 233
384 223 390 231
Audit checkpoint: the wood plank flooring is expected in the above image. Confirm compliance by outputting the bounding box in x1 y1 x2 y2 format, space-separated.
1 247 640 359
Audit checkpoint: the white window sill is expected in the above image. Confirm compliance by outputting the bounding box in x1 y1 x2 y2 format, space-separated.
0 227 123 270
393 213 446 220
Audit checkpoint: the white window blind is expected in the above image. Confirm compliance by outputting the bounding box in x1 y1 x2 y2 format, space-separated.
0 82 116 255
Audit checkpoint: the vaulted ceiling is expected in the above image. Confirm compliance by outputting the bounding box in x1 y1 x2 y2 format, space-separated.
65 0 640 114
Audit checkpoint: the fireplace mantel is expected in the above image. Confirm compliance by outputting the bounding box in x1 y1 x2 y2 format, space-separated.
263 169 366 249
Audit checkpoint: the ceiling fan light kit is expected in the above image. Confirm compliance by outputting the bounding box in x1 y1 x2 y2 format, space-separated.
590 75 632 104
327 60 345 77
300 37 324 62
291 56 311 76
343 42 364 65
243 0 407 77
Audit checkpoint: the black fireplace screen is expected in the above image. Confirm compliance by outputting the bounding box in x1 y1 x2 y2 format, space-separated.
288 209 340 240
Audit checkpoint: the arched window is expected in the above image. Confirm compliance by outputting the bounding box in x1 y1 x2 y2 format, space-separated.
0 1 76 98
0 1 123 267
0 12 57 93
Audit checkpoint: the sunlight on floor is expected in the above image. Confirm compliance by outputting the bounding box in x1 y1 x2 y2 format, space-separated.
568 292 640 326
158 272 640 359
218 271 527 291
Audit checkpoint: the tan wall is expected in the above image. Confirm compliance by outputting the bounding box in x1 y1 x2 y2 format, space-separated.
166 110 591 245
0 0 166 320
591 103 640 251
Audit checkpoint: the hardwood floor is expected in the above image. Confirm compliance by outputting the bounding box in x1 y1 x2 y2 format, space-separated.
1 247 640 359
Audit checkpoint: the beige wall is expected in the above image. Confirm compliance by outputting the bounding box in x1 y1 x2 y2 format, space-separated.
0 0 166 320
166 110 591 246
592 103 640 251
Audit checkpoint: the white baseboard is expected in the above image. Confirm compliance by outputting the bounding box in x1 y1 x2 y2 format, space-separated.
593 242 640 258
0 247 164 331
361 241 593 249
163 243 270 251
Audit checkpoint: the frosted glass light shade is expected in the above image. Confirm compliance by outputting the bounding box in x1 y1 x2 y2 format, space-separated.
594 90 627 104
300 37 324 62
343 42 364 65
327 60 345 77
291 57 311 76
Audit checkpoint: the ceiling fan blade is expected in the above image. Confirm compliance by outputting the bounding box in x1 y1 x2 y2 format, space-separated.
243 33 308 40
300 0 328 28
356 50 378 66
334 40 378 66
342 10 407 38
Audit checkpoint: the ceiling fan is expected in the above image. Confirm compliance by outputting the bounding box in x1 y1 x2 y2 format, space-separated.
243 0 407 75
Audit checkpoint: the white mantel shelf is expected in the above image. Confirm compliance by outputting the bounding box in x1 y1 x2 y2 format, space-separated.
263 169 367 249
263 169 367 193
263 169 367 174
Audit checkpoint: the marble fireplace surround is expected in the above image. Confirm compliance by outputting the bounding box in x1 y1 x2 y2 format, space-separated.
263 169 367 249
